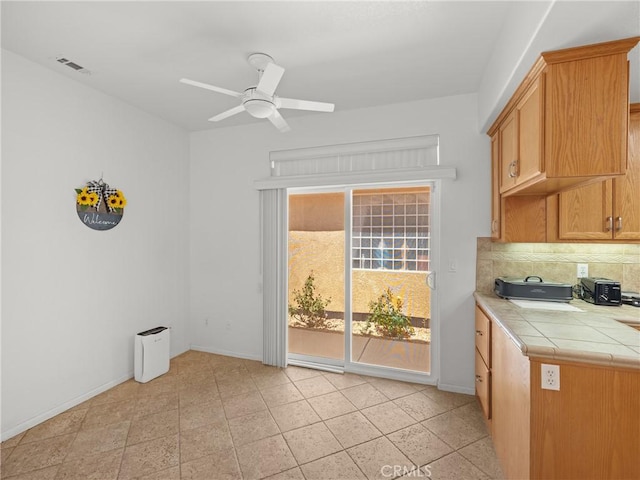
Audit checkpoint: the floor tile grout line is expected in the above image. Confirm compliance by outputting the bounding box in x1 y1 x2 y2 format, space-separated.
176 371 186 480
3 352 494 480
455 435 500 478
320 415 384 451
213 362 244 479
228 369 265 480
341 436 383 480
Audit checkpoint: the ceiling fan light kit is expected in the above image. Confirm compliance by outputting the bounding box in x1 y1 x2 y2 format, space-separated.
180 52 334 132
243 88 276 119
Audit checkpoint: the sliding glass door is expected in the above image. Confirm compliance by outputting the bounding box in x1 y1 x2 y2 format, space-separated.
350 187 431 374
287 185 433 378
288 191 345 365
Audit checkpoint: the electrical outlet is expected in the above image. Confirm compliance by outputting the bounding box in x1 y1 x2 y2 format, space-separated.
541 363 560 391
577 263 589 278
448 258 457 273
204 318 209 326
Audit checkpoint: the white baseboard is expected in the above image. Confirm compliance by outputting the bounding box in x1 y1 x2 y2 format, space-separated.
437 382 475 395
190 344 262 362
1 372 133 442
1 350 191 442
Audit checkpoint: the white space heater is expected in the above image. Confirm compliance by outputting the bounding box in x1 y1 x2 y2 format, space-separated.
134 326 170 383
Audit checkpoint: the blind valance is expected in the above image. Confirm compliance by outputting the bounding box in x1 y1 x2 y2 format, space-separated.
255 134 455 190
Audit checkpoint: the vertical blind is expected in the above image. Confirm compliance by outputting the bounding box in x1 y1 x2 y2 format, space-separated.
260 189 288 367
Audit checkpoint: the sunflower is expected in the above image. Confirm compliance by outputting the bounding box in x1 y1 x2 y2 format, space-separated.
107 194 120 209
392 295 403 310
77 188 92 206
116 190 127 208
87 192 99 206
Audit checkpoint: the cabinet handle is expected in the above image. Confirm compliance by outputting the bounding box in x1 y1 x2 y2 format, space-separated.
491 219 497 233
475 375 483 383
508 160 518 178
475 330 483 336
605 216 613 231
616 216 622 231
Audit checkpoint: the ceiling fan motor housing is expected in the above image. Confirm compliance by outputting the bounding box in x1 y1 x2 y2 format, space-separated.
243 87 276 118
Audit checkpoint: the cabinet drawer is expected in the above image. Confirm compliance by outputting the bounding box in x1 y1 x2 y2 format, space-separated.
475 348 491 419
475 305 491 366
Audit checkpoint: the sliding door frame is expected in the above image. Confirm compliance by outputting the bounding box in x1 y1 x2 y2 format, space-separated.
286 180 441 386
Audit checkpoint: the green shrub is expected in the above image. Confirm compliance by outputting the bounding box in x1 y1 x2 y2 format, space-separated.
288 272 331 328
365 287 415 339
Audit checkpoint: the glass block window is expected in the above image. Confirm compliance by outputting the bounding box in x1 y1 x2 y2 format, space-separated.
352 189 430 272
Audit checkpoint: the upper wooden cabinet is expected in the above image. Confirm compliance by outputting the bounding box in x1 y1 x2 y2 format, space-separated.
498 76 544 195
498 110 518 193
490 133 501 239
488 37 639 197
550 104 640 241
616 104 640 240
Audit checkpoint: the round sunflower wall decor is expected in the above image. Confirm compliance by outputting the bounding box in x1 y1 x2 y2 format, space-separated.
75 179 127 230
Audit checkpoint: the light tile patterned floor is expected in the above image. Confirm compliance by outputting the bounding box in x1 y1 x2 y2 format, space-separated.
0 351 504 479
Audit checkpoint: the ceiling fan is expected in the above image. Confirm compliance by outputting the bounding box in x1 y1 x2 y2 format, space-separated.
180 53 335 132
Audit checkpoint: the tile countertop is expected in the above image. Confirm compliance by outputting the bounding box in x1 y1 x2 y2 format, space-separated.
474 292 640 369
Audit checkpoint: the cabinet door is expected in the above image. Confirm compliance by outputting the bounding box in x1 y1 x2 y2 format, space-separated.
491 322 530 480
546 52 628 178
557 180 613 240
475 306 491 365
499 111 518 193
491 133 501 239
475 349 491 419
517 75 543 184
612 107 640 240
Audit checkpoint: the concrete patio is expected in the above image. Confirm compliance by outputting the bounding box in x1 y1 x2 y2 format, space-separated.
289 327 430 373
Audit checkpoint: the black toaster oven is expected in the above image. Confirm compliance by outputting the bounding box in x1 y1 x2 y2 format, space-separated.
579 277 621 306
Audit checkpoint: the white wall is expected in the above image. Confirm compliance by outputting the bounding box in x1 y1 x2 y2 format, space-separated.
478 0 640 131
189 94 489 393
1 50 190 439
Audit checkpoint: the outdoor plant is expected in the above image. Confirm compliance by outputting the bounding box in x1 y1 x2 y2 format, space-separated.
365 287 415 339
289 272 332 328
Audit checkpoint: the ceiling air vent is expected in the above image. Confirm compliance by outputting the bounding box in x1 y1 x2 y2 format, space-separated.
55 56 91 75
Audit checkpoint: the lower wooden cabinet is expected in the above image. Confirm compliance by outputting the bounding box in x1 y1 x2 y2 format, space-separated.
490 319 531 479
474 349 491 420
474 305 490 365
474 306 491 420
475 302 640 479
529 360 640 479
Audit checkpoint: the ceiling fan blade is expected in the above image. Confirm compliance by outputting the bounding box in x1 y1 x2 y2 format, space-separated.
277 97 335 112
267 110 291 132
180 78 243 98
256 63 285 97
208 104 246 122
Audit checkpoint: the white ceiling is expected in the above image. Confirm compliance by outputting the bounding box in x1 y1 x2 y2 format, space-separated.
1 1 638 133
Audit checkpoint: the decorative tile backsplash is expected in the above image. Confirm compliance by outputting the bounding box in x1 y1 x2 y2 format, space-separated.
476 238 640 294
